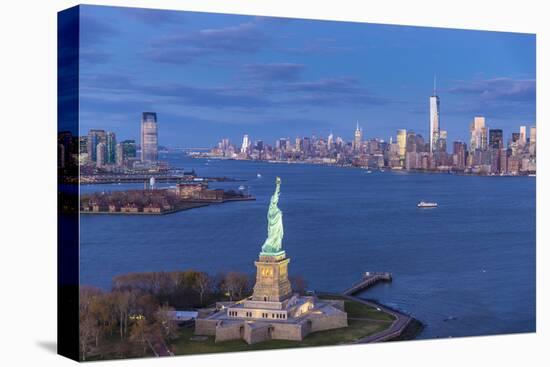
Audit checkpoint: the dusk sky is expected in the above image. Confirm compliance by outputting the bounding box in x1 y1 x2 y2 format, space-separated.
78 5 536 147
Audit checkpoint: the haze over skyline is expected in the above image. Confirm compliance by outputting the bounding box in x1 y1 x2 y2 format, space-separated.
76 5 536 147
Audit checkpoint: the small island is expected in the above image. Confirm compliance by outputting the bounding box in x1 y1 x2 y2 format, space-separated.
80 182 255 215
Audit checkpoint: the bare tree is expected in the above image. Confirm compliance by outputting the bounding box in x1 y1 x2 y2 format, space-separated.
222 272 250 301
79 286 102 361
154 305 178 341
193 272 211 306
113 291 131 341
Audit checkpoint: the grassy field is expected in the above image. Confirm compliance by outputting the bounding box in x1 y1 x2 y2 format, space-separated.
170 298 395 356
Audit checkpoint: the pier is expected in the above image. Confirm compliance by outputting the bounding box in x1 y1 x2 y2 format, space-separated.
342 272 392 296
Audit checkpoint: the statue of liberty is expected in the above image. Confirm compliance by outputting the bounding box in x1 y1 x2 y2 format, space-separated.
261 177 284 255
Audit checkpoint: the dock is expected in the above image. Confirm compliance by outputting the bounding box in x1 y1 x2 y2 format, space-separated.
342 272 392 296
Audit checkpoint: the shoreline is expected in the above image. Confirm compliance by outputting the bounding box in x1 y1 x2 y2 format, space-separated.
80 197 256 216
193 156 535 178
317 291 423 342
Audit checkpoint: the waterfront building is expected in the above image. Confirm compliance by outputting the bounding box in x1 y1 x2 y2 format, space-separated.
87 129 106 162
507 156 521 175
452 141 467 170
429 77 441 153
405 151 419 170
195 178 348 344
499 148 509 174
489 129 504 149
140 112 158 163
353 122 362 152
469 116 488 152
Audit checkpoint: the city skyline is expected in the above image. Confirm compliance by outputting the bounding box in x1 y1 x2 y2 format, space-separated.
76 5 536 146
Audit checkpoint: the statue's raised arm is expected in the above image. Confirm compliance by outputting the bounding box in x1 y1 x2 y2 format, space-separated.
261 177 284 255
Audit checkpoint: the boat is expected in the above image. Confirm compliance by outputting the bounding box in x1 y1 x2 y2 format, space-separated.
257 173 262 178
238 185 246 191
417 201 438 208
366 170 372 174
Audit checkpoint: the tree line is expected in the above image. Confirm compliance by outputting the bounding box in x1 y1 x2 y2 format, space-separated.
79 269 306 360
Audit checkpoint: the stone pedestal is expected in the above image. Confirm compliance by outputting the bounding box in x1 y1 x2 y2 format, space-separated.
251 251 292 302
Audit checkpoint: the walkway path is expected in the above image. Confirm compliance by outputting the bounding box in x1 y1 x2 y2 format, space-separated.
342 295 412 343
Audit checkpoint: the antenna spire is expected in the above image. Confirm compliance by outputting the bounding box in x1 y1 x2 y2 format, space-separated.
433 75 437 95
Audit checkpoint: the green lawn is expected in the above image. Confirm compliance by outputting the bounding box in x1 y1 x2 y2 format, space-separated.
344 300 395 321
170 298 395 356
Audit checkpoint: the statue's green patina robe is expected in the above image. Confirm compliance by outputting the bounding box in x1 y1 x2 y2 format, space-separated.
261 177 284 254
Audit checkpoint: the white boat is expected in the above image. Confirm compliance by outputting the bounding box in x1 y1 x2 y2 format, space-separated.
417 201 438 208
238 185 246 191
257 173 262 178
366 170 372 174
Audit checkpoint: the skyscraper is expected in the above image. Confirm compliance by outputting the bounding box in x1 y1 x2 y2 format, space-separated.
353 122 362 152
529 126 536 144
519 126 527 146
96 142 106 168
141 112 158 163
452 141 467 170
240 134 250 154
529 126 536 155
87 129 106 163
105 132 117 164
121 140 137 159
115 143 123 167
489 129 504 149
406 131 417 153
470 116 487 152
327 132 334 150
429 77 440 153
438 130 448 153
295 137 302 152
396 129 407 160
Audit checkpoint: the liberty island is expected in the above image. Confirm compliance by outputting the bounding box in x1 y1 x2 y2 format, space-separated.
195 177 349 344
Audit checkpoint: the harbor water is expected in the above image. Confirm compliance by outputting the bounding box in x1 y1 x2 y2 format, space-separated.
80 154 536 339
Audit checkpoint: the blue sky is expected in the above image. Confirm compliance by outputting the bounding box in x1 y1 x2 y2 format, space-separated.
77 5 536 147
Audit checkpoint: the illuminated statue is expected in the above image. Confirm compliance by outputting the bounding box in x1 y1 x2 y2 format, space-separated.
261 177 284 254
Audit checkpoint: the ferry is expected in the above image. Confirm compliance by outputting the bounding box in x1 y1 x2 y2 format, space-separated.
417 201 438 208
